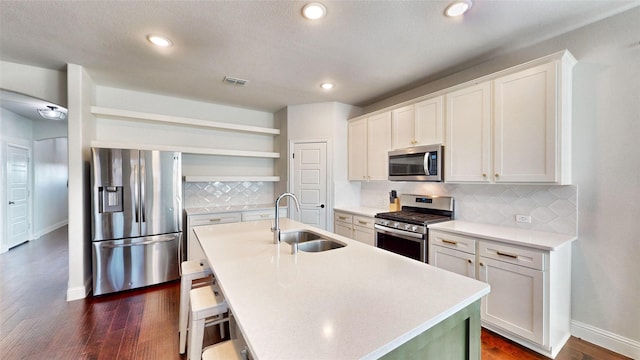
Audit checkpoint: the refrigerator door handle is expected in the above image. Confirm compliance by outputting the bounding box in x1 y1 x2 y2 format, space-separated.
134 160 140 223
140 157 146 223
100 236 175 248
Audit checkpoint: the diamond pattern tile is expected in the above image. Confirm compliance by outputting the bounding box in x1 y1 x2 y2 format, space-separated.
360 182 577 235
184 181 274 208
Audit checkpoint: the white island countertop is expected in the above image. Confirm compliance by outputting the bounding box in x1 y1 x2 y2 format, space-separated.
195 219 490 360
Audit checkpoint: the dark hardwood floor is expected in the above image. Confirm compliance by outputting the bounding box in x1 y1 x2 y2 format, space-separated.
0 226 630 359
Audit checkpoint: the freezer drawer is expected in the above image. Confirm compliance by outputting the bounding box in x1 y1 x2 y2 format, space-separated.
92 233 181 295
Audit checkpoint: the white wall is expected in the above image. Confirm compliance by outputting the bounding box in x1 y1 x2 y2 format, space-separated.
286 102 362 228
359 8 640 357
33 137 68 237
66 64 95 301
0 61 67 107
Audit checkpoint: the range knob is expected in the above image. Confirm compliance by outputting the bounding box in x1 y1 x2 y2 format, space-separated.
393 222 400 228
411 225 418 232
404 224 412 230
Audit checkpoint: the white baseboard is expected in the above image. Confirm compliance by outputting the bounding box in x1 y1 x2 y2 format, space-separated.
66 277 92 301
571 320 640 359
32 220 68 239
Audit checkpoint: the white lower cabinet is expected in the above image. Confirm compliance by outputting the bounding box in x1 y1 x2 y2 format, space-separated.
429 229 572 358
429 231 476 278
478 256 544 344
333 211 375 246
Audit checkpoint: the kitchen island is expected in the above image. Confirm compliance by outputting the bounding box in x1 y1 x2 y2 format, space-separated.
194 219 490 359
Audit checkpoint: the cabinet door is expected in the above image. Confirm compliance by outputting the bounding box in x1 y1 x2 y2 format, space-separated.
445 82 492 183
353 225 375 246
334 221 353 239
430 245 476 278
415 96 444 146
187 227 207 261
479 257 544 345
348 118 368 181
367 112 392 181
391 105 415 149
493 62 557 183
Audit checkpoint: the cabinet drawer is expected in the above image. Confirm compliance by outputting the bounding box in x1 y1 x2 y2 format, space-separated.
353 215 374 229
189 212 242 226
242 208 287 222
334 212 353 224
479 241 544 270
429 231 476 254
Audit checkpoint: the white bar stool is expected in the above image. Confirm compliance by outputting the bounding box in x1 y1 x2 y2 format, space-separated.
188 285 229 360
179 260 213 354
202 340 247 360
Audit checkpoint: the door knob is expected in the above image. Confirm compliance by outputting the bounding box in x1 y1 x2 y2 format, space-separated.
316 204 325 208
8 201 15 205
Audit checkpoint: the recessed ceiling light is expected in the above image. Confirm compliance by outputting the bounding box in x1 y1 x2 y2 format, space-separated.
444 0 472 17
146 34 173 47
321 82 334 90
302 2 327 20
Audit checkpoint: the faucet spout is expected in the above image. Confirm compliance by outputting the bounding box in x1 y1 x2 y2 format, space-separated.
272 192 301 244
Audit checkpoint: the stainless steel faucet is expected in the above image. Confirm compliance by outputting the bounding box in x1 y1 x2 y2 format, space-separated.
272 192 301 244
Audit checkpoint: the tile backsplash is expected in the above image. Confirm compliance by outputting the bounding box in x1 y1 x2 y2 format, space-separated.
361 182 577 235
184 181 274 208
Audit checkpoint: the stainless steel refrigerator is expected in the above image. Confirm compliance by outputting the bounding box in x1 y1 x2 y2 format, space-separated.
91 147 182 295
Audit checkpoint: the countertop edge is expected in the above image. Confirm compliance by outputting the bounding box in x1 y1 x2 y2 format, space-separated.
184 204 286 216
364 286 490 359
428 220 577 251
333 206 387 218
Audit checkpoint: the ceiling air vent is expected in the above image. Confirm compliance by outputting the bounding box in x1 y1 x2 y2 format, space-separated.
223 76 249 86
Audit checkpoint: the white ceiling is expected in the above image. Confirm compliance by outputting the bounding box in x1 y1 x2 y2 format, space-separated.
1 0 639 115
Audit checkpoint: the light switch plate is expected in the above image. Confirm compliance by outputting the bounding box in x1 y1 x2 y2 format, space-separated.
516 214 532 223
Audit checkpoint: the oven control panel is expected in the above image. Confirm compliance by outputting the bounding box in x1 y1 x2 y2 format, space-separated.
374 219 427 234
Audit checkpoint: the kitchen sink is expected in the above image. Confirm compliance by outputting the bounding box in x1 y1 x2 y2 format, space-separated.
296 239 345 252
280 230 346 253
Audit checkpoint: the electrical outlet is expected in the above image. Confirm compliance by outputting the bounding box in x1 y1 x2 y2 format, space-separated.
516 214 532 223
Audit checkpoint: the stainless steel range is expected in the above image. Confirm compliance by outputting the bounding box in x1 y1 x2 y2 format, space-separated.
374 194 454 263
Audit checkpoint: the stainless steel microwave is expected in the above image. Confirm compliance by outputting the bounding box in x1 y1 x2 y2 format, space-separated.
388 144 444 182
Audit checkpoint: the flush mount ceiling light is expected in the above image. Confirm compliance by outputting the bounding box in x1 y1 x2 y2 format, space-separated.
320 82 334 90
444 0 472 17
223 76 250 86
38 105 66 120
146 34 173 47
302 2 327 20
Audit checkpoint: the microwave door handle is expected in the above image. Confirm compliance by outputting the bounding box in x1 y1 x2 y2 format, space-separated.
424 153 431 176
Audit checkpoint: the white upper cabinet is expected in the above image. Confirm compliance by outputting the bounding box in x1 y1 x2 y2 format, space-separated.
493 61 558 183
348 118 368 181
391 96 444 149
348 112 392 181
391 105 415 149
414 96 444 146
445 82 492 183
445 52 575 184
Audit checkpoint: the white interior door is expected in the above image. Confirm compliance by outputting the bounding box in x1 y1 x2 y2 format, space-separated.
6 145 30 248
292 142 327 230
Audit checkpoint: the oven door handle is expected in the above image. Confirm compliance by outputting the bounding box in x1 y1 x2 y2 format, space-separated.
374 224 424 242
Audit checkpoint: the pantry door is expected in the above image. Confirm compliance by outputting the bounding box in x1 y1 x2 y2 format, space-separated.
6 145 30 249
291 141 327 230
